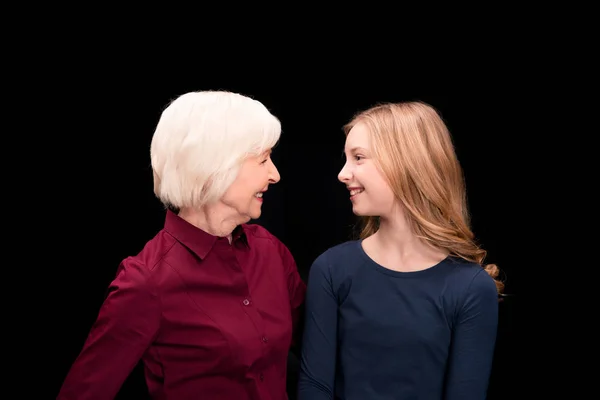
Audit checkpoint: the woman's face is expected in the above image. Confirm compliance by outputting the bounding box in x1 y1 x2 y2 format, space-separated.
220 149 281 222
338 122 396 217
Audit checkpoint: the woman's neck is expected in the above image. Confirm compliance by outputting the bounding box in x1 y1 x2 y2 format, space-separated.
178 203 245 242
363 210 448 272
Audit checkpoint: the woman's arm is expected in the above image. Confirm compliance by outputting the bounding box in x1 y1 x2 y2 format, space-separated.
275 238 307 357
444 269 499 400
297 253 338 400
57 258 161 399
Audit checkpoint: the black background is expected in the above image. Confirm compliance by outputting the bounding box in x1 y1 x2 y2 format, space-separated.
50 81 521 399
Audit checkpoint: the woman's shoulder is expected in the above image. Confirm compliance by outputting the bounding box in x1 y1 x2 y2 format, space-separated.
309 240 363 278
317 240 361 262
241 223 286 249
443 257 499 298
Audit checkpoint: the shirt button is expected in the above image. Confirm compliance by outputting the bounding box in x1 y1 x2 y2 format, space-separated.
242 299 250 306
261 336 268 343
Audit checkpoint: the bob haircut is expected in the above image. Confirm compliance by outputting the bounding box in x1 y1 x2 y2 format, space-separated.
150 90 281 210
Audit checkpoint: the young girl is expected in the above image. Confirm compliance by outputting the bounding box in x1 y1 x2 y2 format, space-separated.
298 101 503 400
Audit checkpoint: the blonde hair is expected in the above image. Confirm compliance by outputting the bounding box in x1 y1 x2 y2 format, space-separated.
150 90 281 210
344 101 504 294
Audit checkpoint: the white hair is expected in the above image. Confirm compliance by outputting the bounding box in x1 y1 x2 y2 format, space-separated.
150 90 281 209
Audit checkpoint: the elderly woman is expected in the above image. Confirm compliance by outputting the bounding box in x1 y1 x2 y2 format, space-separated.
58 91 306 400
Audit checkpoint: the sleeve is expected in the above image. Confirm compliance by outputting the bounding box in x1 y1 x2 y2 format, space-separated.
57 258 161 400
297 253 337 400
275 238 306 356
444 269 499 400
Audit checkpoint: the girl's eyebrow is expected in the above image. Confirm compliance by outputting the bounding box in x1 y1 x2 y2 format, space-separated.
346 146 368 153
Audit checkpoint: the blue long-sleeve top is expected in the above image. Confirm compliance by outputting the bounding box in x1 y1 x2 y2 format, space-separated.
297 240 499 400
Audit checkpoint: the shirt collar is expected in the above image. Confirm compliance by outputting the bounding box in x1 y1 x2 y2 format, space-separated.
163 210 248 259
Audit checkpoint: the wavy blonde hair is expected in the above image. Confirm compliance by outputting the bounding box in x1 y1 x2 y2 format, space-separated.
344 101 504 294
